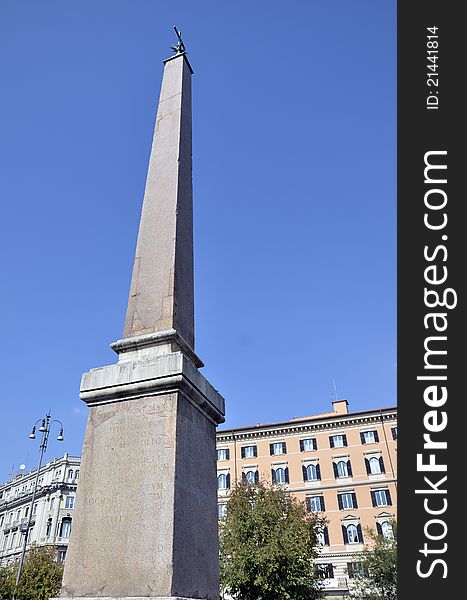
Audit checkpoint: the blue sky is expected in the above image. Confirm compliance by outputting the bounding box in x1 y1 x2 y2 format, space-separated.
0 1 396 480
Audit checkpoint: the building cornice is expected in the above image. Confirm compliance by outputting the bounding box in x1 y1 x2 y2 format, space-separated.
216 410 397 443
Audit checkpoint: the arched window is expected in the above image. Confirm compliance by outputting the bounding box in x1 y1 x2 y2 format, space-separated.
46 518 52 537
306 464 318 481
346 524 359 543
337 461 349 477
218 473 228 490
369 457 382 474
59 518 72 539
75 470 79 480
275 468 286 484
381 521 394 539
245 470 256 485
67 469 73 482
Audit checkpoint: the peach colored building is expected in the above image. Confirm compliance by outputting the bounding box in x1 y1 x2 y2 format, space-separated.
216 400 397 598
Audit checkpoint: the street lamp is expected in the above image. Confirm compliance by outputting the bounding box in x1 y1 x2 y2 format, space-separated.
13 413 64 600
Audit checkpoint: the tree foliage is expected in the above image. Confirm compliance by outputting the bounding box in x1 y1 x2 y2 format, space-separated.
0 545 63 600
348 521 397 600
219 482 324 600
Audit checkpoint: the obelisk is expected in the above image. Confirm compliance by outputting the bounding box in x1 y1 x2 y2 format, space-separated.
59 32 225 600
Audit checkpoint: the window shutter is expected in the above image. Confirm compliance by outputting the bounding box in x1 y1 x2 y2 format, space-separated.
386 489 392 506
371 490 376 507
282 442 287 454
377 522 383 536
299 439 304 452
269 443 274 456
347 563 354 578
329 436 334 448
302 465 307 482
352 493 358 509
379 457 386 473
320 496 326 512
347 460 353 477
332 462 338 478
343 434 348 447
365 458 370 475
313 438 318 450
241 447 245 459
342 525 349 544
226 448 230 460
392 427 397 440
337 494 343 510
255 470 259 484
360 432 365 444
226 473 231 489
316 463 321 480
253 445 258 458
357 524 363 543
374 431 380 443
241 472 246 482
328 563 334 578
324 527 329 546
306 497 311 512
285 467 289 484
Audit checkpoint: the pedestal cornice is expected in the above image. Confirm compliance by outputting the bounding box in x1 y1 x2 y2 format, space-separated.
80 337 224 425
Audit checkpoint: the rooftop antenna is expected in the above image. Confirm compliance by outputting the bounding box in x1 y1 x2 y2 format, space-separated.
331 378 338 402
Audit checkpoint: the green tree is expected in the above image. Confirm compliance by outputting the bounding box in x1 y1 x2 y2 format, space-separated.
348 521 397 600
0 545 64 600
0 563 15 600
219 482 324 600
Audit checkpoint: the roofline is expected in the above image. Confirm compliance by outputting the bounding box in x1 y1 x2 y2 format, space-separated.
216 406 397 435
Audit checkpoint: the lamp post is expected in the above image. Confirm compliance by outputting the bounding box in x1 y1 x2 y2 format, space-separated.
13 413 64 600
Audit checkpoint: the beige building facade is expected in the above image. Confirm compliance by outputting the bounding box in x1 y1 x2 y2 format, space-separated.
217 400 397 598
0 454 80 565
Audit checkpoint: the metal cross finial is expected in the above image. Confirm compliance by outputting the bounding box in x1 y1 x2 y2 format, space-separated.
171 25 186 55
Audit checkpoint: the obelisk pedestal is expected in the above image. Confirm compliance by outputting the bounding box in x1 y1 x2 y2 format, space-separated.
58 46 225 600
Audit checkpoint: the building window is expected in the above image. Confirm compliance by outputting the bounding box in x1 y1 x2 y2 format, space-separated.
347 562 368 578
300 438 317 452
65 496 75 509
342 523 363 544
269 442 286 456
329 434 347 448
378 521 394 539
50 498 55 510
242 470 259 485
317 563 334 580
334 460 352 478
391 427 397 440
217 448 230 461
360 430 379 444
302 463 321 482
59 518 72 539
241 445 257 459
316 526 330 546
57 549 67 562
272 467 289 485
67 469 74 482
218 504 228 519
365 456 385 475
307 495 325 512
338 492 358 510
217 473 230 490
46 518 52 537
75 470 79 480
371 489 392 507
32 503 38 516
24 507 29 518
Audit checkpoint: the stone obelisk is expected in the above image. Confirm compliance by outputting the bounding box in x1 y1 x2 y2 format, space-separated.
59 36 225 600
